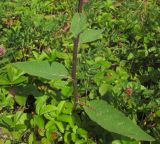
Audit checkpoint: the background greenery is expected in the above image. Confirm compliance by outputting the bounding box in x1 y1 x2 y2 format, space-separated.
0 0 159 143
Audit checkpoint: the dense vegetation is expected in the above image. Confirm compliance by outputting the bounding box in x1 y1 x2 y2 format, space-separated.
0 0 159 143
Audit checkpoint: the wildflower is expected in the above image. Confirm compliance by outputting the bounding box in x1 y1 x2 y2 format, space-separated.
83 0 88 3
0 47 6 56
124 87 133 96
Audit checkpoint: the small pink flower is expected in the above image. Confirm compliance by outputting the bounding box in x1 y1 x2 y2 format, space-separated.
83 0 88 3
124 87 133 96
0 47 6 56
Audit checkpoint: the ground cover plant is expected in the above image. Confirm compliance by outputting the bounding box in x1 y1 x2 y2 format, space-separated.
0 0 160 144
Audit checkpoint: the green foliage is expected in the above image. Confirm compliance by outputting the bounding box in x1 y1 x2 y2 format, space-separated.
0 65 27 85
80 29 103 44
0 0 159 144
13 61 69 80
70 13 87 37
84 100 154 141
70 13 103 43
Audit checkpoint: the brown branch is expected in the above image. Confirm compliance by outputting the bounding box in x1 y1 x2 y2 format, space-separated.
78 0 84 13
72 0 85 111
72 34 80 111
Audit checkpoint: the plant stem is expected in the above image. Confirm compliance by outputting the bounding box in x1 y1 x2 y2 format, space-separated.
72 0 85 111
78 0 84 12
72 35 80 111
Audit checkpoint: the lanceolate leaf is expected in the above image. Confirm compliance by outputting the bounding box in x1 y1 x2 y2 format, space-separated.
70 13 87 37
84 100 154 141
80 29 103 44
13 61 69 80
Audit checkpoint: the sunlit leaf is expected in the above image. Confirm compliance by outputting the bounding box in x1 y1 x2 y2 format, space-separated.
84 100 154 141
13 61 69 80
80 29 103 44
70 13 87 37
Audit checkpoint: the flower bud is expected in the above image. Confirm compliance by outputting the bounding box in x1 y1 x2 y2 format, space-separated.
0 47 6 56
124 87 133 96
83 0 88 3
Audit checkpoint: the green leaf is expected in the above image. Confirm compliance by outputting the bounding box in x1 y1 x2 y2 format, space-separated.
70 13 87 37
28 133 36 144
64 131 71 144
62 102 73 115
55 121 65 133
13 61 69 80
56 101 66 115
15 95 27 106
7 65 24 82
99 84 113 96
45 120 56 130
40 105 57 115
112 140 139 144
0 65 27 85
84 100 154 141
4 140 11 144
14 111 27 125
35 96 48 115
2 116 13 127
14 124 26 130
71 132 77 142
32 115 45 129
80 29 103 44
77 128 88 139
75 140 87 144
41 138 51 144
57 114 74 128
